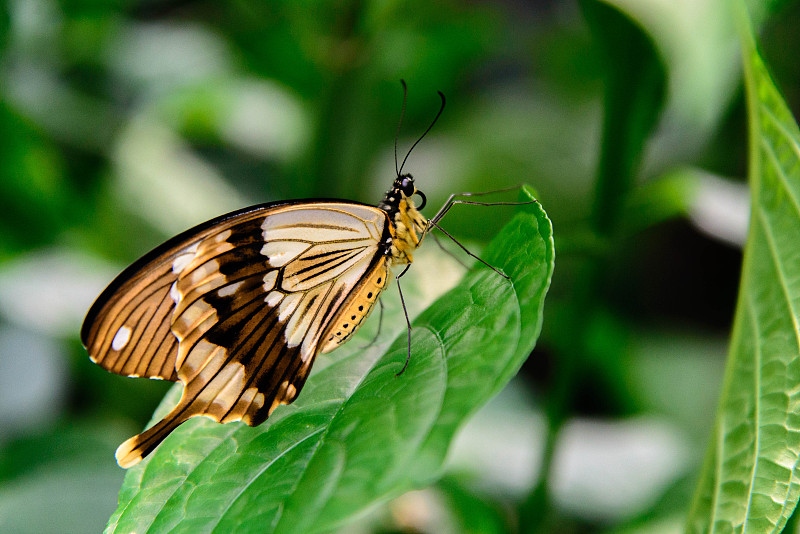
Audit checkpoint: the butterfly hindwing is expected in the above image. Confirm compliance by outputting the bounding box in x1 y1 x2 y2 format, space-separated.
83 201 393 467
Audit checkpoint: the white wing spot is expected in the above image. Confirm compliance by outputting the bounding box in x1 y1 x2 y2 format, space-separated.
265 290 283 307
169 282 181 304
278 292 303 322
218 281 243 297
172 243 199 273
112 326 132 351
263 270 278 291
213 229 232 243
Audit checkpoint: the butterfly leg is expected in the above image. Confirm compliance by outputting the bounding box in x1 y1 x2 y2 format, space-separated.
423 186 540 279
359 298 385 350
429 229 470 270
394 264 413 376
427 219 510 279
428 185 538 227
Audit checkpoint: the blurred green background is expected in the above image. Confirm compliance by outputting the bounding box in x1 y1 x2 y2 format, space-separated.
0 0 796 532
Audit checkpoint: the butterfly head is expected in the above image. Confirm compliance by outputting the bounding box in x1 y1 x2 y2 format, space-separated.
379 174 427 212
378 174 428 265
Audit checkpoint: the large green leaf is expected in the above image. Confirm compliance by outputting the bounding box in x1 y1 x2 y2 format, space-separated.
104 190 554 533
687 4 800 532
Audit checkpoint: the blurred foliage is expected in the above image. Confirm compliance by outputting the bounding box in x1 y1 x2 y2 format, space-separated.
1 0 800 532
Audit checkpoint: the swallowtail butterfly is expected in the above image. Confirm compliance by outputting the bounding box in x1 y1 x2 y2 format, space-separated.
82 86 527 468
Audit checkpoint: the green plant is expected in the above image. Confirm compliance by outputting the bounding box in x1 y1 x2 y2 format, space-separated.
687 3 800 532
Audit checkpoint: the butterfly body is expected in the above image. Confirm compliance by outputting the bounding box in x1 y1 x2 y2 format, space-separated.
83 176 429 467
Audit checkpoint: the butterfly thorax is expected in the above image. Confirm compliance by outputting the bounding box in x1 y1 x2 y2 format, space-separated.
377 174 428 266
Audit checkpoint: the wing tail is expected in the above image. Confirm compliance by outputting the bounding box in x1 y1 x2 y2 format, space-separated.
115 406 189 468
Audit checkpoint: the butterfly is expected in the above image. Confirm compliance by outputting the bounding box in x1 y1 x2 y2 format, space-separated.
82 85 526 468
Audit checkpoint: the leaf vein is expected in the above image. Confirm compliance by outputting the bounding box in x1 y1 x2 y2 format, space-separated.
754 206 800 528
742 288 762 529
212 425 328 531
756 206 800 361
709 407 726 534
759 135 800 220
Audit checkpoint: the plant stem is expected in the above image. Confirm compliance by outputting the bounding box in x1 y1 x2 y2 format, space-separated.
520 1 665 530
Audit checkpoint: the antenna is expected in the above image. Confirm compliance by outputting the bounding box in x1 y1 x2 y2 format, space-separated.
395 80 408 177
397 88 446 177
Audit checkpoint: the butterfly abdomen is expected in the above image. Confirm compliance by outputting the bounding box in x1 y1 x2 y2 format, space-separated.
320 259 390 354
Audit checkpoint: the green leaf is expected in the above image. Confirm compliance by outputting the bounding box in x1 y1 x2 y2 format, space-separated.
580 0 666 236
687 4 800 532
105 189 554 534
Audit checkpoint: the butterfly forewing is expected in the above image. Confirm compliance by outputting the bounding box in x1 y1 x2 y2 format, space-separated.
82 201 393 467
81 205 278 382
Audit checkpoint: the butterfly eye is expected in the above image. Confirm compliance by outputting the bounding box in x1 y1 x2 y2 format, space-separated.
400 175 415 197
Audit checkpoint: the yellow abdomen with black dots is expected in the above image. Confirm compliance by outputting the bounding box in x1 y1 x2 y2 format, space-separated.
319 257 391 354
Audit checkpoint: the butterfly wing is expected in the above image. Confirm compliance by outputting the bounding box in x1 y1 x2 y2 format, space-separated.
81 204 285 382
82 201 392 467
